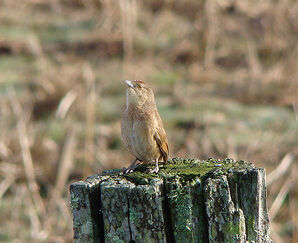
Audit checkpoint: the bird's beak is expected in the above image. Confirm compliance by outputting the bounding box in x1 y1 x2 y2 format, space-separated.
125 80 134 88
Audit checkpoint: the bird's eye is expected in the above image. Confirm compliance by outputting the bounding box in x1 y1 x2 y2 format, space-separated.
136 83 142 89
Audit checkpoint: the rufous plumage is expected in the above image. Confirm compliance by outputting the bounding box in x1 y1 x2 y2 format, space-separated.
121 80 169 173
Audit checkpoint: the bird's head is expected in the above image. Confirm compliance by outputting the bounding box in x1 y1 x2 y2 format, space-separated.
124 80 155 107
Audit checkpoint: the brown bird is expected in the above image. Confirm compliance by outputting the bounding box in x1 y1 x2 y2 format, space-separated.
121 80 169 173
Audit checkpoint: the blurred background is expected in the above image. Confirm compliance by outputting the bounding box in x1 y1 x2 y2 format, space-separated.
0 0 297 242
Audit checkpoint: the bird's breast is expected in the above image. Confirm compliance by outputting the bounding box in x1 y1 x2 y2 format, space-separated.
121 108 160 162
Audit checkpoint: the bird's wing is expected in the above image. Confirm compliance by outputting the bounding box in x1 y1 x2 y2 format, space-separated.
153 110 169 162
154 132 169 162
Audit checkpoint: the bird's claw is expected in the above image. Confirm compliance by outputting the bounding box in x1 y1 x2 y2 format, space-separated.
122 160 141 174
148 166 159 174
122 167 134 174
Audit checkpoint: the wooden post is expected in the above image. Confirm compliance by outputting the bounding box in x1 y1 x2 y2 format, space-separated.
70 158 271 242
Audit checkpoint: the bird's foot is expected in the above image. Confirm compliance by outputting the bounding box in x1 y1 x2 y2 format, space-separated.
122 160 141 174
122 167 134 174
148 166 159 174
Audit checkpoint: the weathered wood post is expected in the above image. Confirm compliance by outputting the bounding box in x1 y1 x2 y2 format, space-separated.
70 158 271 242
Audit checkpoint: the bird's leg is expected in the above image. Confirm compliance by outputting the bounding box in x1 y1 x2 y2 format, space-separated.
123 158 141 174
149 159 159 173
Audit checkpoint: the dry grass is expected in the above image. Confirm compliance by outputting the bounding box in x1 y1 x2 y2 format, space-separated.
0 0 297 242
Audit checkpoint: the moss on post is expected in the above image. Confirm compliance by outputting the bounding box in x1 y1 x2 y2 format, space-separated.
204 176 246 242
70 158 271 243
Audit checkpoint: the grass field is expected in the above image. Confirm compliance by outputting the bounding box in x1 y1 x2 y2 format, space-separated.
0 0 297 242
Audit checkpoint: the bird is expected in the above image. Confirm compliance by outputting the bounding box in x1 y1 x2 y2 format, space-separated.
121 80 169 173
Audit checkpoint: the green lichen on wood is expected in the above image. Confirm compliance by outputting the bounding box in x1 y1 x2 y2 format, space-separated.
166 178 193 241
121 158 253 243
235 169 271 242
162 175 208 243
123 157 253 184
70 157 271 243
100 176 166 242
204 176 246 242
70 181 99 242
100 177 133 242
128 178 166 242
